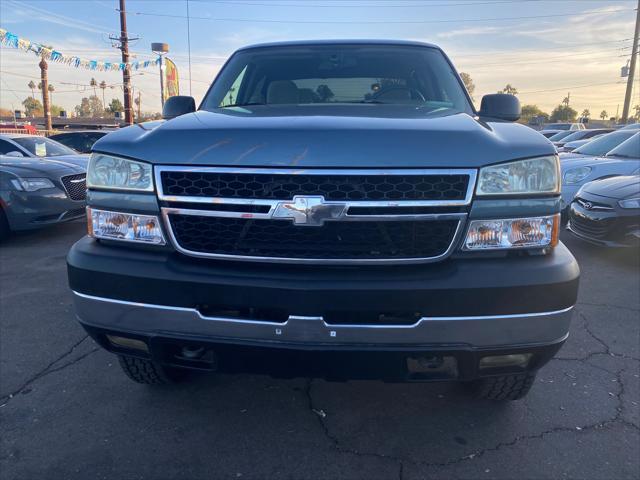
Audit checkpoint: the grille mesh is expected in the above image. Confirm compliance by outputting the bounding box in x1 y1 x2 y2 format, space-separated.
169 215 458 260
161 171 469 202
61 174 86 201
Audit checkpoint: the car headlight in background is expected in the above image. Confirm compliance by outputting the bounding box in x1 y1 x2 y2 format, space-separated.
463 215 560 250
88 208 165 244
563 166 592 185
10 178 55 192
476 156 559 195
619 198 640 209
87 153 153 191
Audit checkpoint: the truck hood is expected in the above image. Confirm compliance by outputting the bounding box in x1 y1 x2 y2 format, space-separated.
583 175 640 200
92 106 554 168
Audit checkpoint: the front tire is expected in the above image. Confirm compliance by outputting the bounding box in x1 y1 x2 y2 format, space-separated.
117 355 184 385
468 373 536 401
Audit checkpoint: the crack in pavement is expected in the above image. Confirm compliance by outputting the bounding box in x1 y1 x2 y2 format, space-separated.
302 361 637 473
0 335 99 407
577 301 640 313
303 378 406 472
556 309 640 363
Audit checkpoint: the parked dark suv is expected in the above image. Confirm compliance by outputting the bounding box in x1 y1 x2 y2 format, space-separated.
67 41 579 400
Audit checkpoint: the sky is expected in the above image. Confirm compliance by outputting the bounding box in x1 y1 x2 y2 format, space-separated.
0 0 638 118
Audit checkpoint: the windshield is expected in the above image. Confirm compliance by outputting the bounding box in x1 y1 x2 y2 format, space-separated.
549 131 575 141
546 124 571 130
201 45 472 114
606 132 640 159
11 136 76 157
574 130 636 156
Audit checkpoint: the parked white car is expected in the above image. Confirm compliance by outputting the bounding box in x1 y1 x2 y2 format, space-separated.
561 132 640 212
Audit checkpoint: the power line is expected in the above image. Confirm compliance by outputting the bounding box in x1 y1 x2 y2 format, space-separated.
127 7 635 24
519 81 626 95
190 0 542 8
461 48 632 68
451 38 632 58
6 0 115 35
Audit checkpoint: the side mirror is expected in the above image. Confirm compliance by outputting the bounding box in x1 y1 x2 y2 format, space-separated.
5 151 24 158
479 94 521 122
162 96 196 119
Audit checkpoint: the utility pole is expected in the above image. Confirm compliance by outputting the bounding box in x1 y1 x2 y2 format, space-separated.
622 0 640 123
137 90 142 120
39 57 52 133
111 0 136 125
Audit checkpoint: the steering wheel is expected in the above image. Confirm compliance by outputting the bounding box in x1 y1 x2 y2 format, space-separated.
371 86 426 102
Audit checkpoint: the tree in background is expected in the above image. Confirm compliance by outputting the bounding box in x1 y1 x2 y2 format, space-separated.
499 84 518 95
107 98 124 114
459 72 475 101
90 78 98 97
634 105 640 121
28 80 36 99
22 97 43 116
550 104 577 122
520 104 549 124
50 105 64 117
580 109 590 119
48 84 55 106
600 110 608 121
75 95 105 117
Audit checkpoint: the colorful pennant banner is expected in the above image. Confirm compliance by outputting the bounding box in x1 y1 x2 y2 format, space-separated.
0 28 159 72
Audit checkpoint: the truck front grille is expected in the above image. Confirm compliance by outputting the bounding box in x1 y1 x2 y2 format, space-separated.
160 170 469 201
168 215 459 261
157 167 476 264
61 173 86 201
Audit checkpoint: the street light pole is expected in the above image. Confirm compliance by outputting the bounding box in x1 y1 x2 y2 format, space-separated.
622 0 640 123
151 43 169 108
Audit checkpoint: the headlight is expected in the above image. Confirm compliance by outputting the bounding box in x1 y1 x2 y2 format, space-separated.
476 156 559 195
88 208 165 244
462 215 560 250
619 198 640 209
563 166 592 185
87 153 153 191
10 178 55 192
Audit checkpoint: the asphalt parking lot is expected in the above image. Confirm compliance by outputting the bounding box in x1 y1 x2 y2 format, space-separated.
1 222 638 480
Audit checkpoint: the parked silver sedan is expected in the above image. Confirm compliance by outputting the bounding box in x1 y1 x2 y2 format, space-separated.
0 155 86 240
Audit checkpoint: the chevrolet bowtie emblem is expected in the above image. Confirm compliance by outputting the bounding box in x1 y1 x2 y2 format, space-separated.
272 196 346 226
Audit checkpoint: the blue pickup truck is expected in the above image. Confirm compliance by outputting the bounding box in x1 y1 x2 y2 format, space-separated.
67 40 579 400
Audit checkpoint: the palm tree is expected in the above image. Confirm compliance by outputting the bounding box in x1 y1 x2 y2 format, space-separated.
600 110 608 121
48 84 55 107
581 109 590 119
90 77 97 97
28 80 36 99
99 80 107 109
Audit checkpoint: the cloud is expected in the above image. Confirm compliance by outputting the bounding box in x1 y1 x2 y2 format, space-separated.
436 26 502 39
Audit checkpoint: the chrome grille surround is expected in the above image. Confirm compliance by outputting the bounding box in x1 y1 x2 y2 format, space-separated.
156 166 477 265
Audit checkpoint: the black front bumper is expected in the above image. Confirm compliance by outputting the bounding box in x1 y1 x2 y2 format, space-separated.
67 237 579 380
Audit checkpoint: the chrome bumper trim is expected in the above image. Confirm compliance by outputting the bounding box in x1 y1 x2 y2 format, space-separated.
72 291 573 348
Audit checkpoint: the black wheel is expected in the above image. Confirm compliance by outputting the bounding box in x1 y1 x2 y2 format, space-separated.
468 373 536 401
0 207 10 241
117 355 185 385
